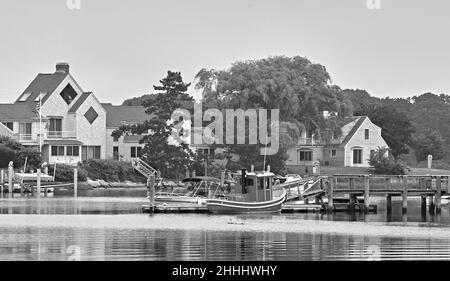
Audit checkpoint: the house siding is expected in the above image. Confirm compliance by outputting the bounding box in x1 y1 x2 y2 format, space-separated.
344 118 388 167
105 128 145 162
75 95 107 159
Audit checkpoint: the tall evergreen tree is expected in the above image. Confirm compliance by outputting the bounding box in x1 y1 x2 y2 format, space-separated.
112 71 194 178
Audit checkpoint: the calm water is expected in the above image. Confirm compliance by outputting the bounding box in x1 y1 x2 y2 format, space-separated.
0 195 450 261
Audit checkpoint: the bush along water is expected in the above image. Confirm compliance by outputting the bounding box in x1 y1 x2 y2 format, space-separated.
49 160 146 184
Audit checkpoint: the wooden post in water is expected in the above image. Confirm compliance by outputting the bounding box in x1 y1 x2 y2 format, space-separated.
327 177 334 212
8 161 14 197
421 195 427 213
349 193 356 213
36 169 41 198
402 176 408 214
0 169 4 198
435 176 442 213
74 168 78 198
363 175 370 213
148 175 156 213
386 194 392 213
429 195 435 214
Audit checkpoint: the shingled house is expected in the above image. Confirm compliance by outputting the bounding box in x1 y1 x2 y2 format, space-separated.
0 63 148 165
285 116 389 172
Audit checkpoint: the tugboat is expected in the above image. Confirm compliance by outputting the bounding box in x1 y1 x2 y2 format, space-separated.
206 167 286 214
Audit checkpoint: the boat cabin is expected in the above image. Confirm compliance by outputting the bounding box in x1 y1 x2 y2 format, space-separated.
233 170 275 202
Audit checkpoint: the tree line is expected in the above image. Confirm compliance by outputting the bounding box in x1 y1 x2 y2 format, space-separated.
117 55 447 177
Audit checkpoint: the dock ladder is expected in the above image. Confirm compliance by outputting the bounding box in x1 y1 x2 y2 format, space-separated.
131 158 157 179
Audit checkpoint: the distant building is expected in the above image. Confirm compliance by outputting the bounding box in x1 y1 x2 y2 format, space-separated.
0 63 148 165
285 116 389 172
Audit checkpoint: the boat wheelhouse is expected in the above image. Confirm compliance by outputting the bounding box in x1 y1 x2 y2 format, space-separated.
206 169 286 214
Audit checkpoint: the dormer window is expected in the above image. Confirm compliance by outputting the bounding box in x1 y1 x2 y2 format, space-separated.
18 93 31 102
60 84 78 105
34 92 47 102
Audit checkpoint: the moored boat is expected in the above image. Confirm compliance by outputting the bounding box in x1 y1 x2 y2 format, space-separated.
206 168 286 214
152 176 223 204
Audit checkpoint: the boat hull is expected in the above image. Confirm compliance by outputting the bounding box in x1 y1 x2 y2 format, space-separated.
155 196 206 204
206 189 286 214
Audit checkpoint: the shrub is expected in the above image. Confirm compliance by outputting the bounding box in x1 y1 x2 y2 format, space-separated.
369 147 406 175
15 148 42 171
81 159 146 182
0 136 23 151
0 145 16 168
48 163 88 182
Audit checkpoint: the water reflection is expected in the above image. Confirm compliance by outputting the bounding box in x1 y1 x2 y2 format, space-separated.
0 197 449 260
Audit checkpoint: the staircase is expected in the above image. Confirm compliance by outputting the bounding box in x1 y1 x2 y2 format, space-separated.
280 176 327 201
132 158 157 179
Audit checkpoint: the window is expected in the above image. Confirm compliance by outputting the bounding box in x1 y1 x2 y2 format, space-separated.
34 92 47 102
299 150 312 161
2 122 13 131
84 107 99 124
51 146 65 156
81 146 101 160
353 149 363 164
18 93 31 102
131 146 143 158
370 149 375 159
66 146 79 156
330 149 337 158
59 84 78 104
113 135 119 142
365 129 369 140
258 178 265 190
19 123 32 140
201 148 215 156
48 118 62 138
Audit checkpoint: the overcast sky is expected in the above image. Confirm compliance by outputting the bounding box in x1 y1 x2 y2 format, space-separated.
0 0 449 105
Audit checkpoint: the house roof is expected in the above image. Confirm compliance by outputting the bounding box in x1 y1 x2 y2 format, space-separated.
0 103 39 121
43 139 83 145
340 116 367 147
68 92 91 113
123 135 145 143
101 103 148 128
15 73 68 105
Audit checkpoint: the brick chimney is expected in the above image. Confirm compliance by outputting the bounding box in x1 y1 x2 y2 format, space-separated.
55 62 70 74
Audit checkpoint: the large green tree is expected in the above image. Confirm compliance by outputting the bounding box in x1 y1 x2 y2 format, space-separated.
195 56 352 173
354 105 415 159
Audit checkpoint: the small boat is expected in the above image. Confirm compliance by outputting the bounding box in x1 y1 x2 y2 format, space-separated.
152 176 223 204
206 168 286 214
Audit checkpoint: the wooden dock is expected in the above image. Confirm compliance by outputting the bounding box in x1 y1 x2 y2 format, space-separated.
141 201 377 214
326 174 448 214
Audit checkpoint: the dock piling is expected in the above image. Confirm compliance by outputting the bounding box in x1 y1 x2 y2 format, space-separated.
349 193 357 213
327 178 334 212
421 195 427 213
363 175 370 213
0 169 4 198
402 176 408 214
435 176 441 213
74 168 78 198
429 195 435 214
8 162 13 197
386 194 392 213
36 169 41 198
147 175 156 213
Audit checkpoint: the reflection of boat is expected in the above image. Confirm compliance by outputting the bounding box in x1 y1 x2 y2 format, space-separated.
153 176 223 204
206 169 286 214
